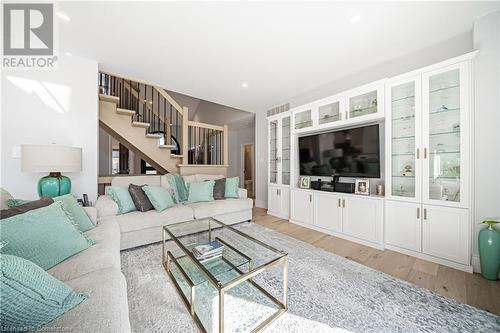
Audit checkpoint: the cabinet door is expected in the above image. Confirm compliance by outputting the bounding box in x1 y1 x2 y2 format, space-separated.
346 83 384 121
422 62 469 208
290 190 313 224
268 120 278 184
314 192 342 232
422 205 469 264
293 107 313 131
317 97 344 127
267 186 281 214
385 200 422 252
342 196 382 243
386 77 422 202
281 116 291 185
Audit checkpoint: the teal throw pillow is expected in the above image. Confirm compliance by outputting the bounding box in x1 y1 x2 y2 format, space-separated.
6 198 31 208
105 186 136 214
174 175 188 202
187 181 215 203
0 254 87 332
225 177 240 198
54 194 95 232
143 186 175 212
0 202 95 270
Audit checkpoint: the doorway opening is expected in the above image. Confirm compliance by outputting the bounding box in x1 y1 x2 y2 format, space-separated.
241 143 254 198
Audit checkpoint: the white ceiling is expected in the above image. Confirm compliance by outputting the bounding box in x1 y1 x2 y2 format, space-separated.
58 1 498 112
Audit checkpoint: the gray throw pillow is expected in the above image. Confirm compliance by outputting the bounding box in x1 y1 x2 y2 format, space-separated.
0 197 54 219
213 178 226 200
128 184 154 212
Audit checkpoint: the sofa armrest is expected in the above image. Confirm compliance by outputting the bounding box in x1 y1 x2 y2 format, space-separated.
82 206 97 225
238 188 247 199
95 195 118 218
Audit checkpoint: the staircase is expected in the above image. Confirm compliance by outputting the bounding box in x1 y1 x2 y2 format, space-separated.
98 72 229 176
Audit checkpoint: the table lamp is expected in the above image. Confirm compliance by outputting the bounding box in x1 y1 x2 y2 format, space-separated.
21 144 82 198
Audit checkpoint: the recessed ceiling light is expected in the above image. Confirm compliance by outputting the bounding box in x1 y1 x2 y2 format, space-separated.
350 14 361 24
241 82 249 88
56 11 71 22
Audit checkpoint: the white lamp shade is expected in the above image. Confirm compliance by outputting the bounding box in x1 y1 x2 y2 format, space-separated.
21 144 82 173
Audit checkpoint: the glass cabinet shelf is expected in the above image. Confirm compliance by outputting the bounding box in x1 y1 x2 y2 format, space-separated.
281 116 291 185
349 90 378 119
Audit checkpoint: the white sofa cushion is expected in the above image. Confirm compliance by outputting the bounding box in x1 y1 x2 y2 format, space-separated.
111 175 161 187
95 195 119 218
187 198 253 219
47 267 130 333
48 217 121 281
115 204 194 233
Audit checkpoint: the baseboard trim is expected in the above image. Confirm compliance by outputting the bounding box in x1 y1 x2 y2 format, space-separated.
267 211 289 220
384 244 473 273
471 255 481 273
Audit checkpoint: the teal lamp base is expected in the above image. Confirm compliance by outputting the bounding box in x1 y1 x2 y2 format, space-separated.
38 172 71 198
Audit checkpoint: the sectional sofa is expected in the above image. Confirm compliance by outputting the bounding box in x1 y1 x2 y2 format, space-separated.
42 174 253 332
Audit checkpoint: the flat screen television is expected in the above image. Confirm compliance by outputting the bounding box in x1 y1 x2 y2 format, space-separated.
298 124 380 178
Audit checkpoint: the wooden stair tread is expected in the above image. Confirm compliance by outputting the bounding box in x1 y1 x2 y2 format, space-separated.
146 133 162 139
159 145 174 149
132 121 150 128
116 108 136 116
171 154 183 158
99 94 119 103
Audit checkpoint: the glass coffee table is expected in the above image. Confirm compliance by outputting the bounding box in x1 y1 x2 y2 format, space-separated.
162 218 288 333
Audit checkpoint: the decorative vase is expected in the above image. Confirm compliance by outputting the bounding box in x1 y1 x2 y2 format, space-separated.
478 221 500 281
38 172 71 198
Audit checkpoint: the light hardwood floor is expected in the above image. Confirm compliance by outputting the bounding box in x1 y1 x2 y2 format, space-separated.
252 207 500 316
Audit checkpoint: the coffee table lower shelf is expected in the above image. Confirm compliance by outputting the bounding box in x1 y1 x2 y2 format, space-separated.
163 245 288 332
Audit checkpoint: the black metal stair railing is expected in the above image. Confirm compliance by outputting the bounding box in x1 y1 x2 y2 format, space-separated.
98 72 181 155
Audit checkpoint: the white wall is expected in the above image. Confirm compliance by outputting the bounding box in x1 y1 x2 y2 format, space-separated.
255 32 473 208
227 118 256 187
472 11 500 259
1 55 99 202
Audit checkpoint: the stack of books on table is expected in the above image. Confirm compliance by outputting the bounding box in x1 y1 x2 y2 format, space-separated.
192 240 224 262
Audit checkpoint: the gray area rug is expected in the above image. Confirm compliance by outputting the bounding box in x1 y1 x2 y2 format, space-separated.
121 222 500 333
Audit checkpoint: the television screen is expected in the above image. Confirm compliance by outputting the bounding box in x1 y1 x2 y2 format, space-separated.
298 124 380 178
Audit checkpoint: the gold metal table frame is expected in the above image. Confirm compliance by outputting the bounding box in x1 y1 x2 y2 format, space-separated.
162 218 289 333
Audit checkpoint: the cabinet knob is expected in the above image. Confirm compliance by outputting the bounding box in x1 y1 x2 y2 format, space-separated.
309 194 312 202
338 198 341 207
342 198 345 208
423 208 427 220
417 207 420 219
416 148 420 159
424 148 428 159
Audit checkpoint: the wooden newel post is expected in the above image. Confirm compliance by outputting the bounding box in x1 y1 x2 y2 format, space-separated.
223 125 229 165
182 107 189 165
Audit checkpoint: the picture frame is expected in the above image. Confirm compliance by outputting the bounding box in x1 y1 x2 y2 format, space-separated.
355 178 370 195
299 176 311 189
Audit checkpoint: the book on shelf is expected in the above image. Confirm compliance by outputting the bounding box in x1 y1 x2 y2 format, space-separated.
192 240 224 260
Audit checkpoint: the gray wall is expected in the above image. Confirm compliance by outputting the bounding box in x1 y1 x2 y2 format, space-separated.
472 10 500 259
255 32 474 208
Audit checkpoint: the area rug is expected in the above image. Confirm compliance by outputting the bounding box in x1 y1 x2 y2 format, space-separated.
121 222 499 333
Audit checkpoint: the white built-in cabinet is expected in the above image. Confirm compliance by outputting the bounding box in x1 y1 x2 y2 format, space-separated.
291 189 384 248
267 112 291 219
385 58 473 268
267 52 476 272
292 80 385 133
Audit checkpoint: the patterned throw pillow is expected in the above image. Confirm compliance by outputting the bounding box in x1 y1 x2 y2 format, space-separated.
128 184 154 212
187 181 215 203
6 198 31 208
0 202 95 270
143 186 175 212
164 174 188 203
225 177 240 198
53 194 95 232
0 254 87 332
213 178 226 200
105 186 137 214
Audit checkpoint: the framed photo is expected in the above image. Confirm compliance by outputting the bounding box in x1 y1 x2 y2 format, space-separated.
355 178 370 195
299 176 311 189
